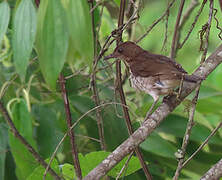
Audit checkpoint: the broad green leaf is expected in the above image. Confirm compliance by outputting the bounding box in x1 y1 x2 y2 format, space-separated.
12 0 37 80
196 98 222 114
0 1 10 47
9 99 38 179
0 123 8 180
140 132 177 158
27 159 59 180
79 151 142 178
36 0 69 89
66 0 93 64
156 114 221 145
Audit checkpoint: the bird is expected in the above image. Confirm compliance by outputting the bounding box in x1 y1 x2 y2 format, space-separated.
104 41 201 119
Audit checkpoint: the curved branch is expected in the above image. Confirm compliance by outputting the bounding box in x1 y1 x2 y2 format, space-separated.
83 44 222 180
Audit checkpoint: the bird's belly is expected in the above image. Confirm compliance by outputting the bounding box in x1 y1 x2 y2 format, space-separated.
130 74 180 100
130 75 155 92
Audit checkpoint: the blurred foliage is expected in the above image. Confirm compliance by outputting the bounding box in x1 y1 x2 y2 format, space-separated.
0 0 222 179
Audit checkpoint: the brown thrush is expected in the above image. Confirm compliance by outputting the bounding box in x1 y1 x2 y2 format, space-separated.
104 41 201 118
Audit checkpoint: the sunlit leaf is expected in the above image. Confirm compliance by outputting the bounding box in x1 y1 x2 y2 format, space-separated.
12 0 37 80
66 0 93 65
0 1 10 47
78 151 142 178
61 163 76 180
36 0 69 89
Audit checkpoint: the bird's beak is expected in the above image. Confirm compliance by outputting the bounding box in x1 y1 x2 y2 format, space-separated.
104 53 116 60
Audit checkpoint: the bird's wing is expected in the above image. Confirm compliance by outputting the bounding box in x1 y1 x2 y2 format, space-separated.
130 51 200 83
130 51 185 77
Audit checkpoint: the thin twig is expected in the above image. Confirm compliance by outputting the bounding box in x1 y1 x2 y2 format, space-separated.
126 0 136 38
178 0 208 49
89 0 106 151
136 0 176 43
173 88 200 180
90 0 102 13
64 67 87 80
116 151 134 180
0 101 62 180
182 122 222 168
175 0 199 53
75 134 101 143
58 75 82 180
201 0 214 63
161 1 170 52
115 0 152 179
170 0 185 59
0 74 18 100
219 0 222 12
179 0 199 29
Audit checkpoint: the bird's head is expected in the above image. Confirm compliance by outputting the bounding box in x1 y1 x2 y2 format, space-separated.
104 41 143 63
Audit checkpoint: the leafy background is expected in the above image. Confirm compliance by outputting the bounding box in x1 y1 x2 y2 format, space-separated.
0 0 222 179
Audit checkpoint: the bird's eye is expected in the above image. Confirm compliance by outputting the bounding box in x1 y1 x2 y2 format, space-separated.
118 48 123 53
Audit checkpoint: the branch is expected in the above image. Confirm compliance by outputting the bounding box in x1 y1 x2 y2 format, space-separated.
0 101 62 180
200 158 222 180
83 44 222 180
173 88 199 180
59 75 82 180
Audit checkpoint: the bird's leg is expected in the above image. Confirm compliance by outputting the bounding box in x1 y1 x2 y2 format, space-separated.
177 74 184 100
145 97 159 120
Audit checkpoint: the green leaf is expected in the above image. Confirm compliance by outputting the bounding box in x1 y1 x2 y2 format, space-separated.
108 154 142 178
66 0 93 64
0 123 8 180
32 105 63 158
9 99 38 179
196 98 222 115
79 151 142 178
0 1 10 47
113 0 120 6
12 0 37 80
140 132 177 158
61 163 76 180
156 114 221 145
26 159 59 180
36 0 69 89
